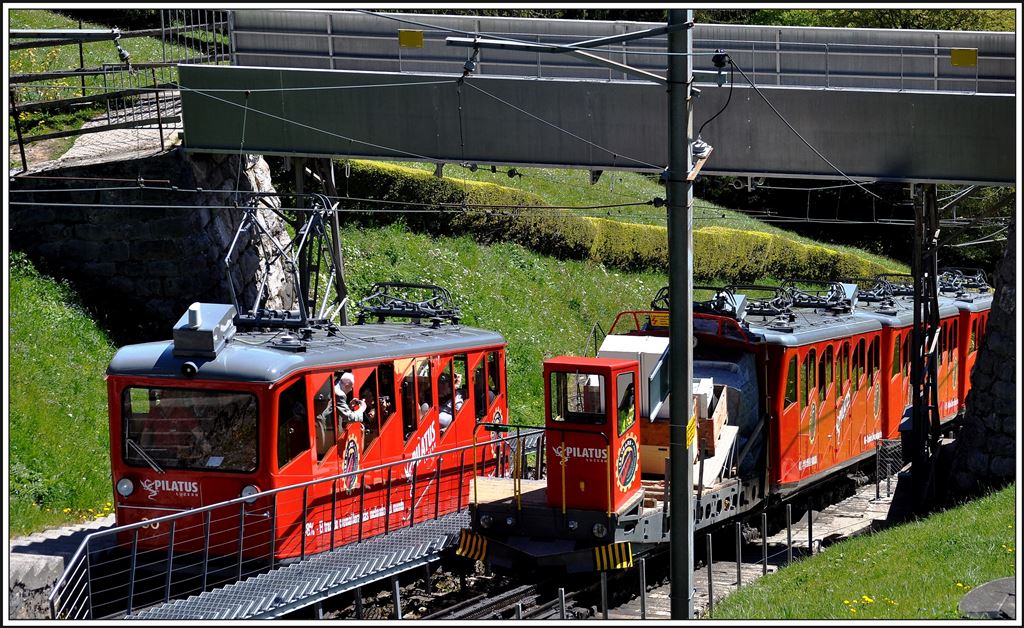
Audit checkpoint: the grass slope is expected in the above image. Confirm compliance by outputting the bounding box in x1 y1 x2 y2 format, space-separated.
9 253 117 535
712 484 1017 619
389 160 906 272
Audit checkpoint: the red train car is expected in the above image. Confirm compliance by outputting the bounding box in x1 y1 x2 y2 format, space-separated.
463 279 991 572
107 289 508 561
939 269 994 412
853 275 962 439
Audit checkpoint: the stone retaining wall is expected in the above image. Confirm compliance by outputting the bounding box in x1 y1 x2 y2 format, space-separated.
10 149 290 344
949 220 1017 498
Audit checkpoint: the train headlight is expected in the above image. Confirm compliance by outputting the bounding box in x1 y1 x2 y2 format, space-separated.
567 520 578 530
592 522 608 539
505 516 516 527
479 514 494 529
116 478 134 497
240 484 260 504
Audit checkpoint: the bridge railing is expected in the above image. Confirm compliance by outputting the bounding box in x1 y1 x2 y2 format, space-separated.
48 428 540 620
227 11 1012 95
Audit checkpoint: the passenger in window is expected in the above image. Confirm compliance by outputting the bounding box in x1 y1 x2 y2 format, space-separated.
438 374 465 429
333 372 365 426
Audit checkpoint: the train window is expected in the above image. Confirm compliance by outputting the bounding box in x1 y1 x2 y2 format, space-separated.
277 380 310 470
892 334 901 378
438 360 461 433
840 342 849 387
902 334 911 377
853 340 864 391
807 349 816 406
938 325 945 366
799 354 808 410
124 387 258 473
817 351 826 403
825 345 834 396
550 371 606 424
969 320 977 353
401 363 417 441
453 354 469 417
616 372 636 435
416 358 433 420
358 370 382 452
950 320 958 360
487 351 502 404
784 355 798 408
474 359 487 419
313 378 336 461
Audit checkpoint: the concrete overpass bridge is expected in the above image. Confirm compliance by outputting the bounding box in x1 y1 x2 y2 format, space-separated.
177 9 1016 186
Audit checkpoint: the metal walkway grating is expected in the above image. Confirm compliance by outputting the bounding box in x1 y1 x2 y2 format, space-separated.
126 511 468 619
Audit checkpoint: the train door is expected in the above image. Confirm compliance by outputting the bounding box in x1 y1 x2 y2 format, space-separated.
834 342 853 461
962 315 980 400
797 347 818 478
816 344 836 467
273 377 313 558
472 349 508 476
862 336 882 454
778 351 801 486
349 363 397 541
305 372 340 553
396 356 438 526
940 318 959 420
883 331 904 439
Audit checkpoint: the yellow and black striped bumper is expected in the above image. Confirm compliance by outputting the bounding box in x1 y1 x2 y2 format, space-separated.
593 541 633 571
455 529 488 562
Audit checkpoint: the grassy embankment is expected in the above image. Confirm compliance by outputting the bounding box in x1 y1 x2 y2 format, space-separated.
712 484 1017 619
9 252 118 535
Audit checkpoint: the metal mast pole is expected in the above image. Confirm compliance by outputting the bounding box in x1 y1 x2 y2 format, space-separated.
667 8 695 620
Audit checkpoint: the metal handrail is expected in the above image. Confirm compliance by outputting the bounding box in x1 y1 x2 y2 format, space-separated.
49 429 537 617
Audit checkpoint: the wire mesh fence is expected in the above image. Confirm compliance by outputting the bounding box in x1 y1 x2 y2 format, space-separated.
875 438 903 498
9 9 227 172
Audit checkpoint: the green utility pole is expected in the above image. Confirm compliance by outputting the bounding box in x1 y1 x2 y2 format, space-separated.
666 8 695 620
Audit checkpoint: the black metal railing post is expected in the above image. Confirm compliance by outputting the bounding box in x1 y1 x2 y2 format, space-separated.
761 512 768 576
269 496 277 570
164 521 177 603
201 510 211 592
10 88 28 172
152 67 165 150
410 460 418 527
706 532 714 617
330 479 338 550
126 529 138 615
237 503 246 581
434 455 442 519
385 466 393 535
301 487 308 562
84 539 94 620
457 449 465 512
786 504 793 565
358 473 366 542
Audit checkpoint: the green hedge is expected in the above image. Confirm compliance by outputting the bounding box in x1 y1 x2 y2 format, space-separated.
339 160 896 282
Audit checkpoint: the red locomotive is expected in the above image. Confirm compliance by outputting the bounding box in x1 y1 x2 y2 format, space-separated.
107 283 508 561
462 276 991 572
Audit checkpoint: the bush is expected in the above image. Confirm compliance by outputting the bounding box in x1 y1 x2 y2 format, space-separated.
338 160 897 284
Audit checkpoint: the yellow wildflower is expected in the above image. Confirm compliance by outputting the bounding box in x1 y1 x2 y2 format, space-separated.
849 608 857 614
63 508 71 513
843 600 850 605
862 595 874 603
